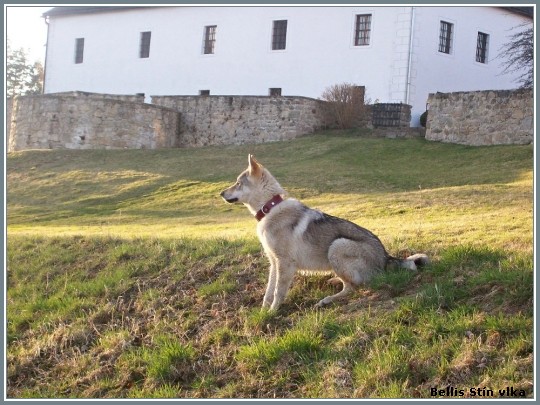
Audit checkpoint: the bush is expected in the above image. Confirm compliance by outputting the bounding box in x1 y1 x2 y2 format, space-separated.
420 110 428 127
320 83 369 130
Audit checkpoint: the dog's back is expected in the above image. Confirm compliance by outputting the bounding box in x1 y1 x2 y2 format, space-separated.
258 199 388 275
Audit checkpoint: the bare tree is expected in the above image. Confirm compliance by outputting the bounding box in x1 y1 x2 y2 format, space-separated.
320 83 367 129
498 23 533 89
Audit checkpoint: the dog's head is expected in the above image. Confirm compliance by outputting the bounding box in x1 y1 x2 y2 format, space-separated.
220 154 265 205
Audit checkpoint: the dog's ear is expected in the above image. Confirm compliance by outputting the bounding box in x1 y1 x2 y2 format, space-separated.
248 154 262 176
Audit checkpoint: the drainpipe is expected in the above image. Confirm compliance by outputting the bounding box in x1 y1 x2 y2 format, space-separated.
42 15 50 94
405 6 415 105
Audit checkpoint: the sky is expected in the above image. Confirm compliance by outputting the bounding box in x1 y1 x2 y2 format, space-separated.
5 6 51 64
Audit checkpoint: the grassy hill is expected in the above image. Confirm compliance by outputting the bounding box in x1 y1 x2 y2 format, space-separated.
7 130 533 398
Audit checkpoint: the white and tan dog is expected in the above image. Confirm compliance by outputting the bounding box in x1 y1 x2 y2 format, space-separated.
221 155 429 310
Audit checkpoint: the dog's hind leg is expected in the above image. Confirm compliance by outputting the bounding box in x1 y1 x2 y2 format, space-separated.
317 239 382 308
315 281 355 308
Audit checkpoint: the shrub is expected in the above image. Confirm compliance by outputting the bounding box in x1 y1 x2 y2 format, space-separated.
420 110 428 127
320 83 369 130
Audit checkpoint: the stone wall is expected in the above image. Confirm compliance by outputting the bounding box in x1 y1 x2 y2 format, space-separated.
48 91 146 103
151 95 325 147
9 89 532 151
371 127 425 139
8 92 181 152
426 89 533 145
6 97 13 149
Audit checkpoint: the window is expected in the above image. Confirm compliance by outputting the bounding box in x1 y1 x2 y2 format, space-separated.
354 14 372 46
272 20 287 50
139 31 151 58
269 88 282 96
199 90 210 96
74 38 84 64
203 25 217 54
438 21 453 54
476 32 489 64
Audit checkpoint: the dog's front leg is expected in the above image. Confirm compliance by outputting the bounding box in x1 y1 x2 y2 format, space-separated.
270 260 296 311
262 256 277 308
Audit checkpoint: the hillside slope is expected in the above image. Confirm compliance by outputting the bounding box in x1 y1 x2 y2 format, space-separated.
7 131 533 398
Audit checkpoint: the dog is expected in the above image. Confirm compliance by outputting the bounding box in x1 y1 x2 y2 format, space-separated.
220 154 429 310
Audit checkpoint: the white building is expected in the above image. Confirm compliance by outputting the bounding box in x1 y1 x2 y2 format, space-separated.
42 5 533 126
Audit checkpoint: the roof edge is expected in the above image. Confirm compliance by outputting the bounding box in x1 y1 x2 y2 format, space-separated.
501 6 534 18
42 6 156 18
42 5 533 19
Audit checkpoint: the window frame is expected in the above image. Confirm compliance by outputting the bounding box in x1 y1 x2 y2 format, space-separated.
476 31 489 64
139 31 152 59
203 25 217 55
74 38 84 64
354 14 372 46
271 20 288 51
438 20 454 55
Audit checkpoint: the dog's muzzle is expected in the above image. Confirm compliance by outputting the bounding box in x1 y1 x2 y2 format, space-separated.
220 191 238 203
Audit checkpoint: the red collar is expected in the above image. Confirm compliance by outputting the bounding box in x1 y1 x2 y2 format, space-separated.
255 195 284 221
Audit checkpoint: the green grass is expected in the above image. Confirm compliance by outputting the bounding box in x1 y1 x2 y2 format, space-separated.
6 129 533 398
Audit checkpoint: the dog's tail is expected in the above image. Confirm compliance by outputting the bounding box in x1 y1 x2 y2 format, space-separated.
388 253 430 271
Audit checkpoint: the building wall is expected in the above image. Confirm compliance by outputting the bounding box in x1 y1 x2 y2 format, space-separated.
152 95 325 147
8 92 181 152
41 6 531 127
43 7 406 106
412 7 531 125
425 88 533 145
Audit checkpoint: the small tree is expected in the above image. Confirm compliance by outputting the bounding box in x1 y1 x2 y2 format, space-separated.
6 42 44 98
320 83 367 130
498 23 533 89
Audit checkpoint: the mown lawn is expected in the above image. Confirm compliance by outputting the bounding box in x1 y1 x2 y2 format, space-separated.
6 130 533 398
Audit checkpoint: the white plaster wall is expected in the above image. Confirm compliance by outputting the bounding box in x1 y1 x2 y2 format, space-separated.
44 6 402 102
44 6 531 126
410 6 531 125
